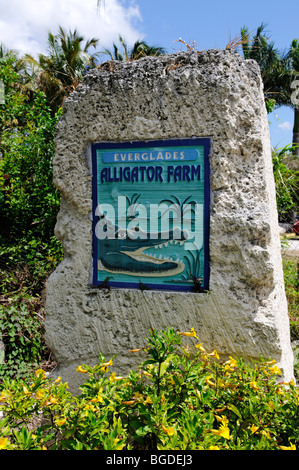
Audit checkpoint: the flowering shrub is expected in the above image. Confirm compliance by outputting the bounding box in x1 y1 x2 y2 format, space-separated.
0 327 298 450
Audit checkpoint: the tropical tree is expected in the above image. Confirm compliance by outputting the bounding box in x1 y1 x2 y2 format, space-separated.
240 24 288 113
24 27 99 112
0 45 36 98
102 35 165 62
0 54 61 246
286 39 299 155
241 24 299 155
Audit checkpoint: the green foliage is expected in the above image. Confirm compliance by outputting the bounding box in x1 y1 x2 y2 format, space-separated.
283 259 299 342
102 35 165 62
0 66 62 242
0 56 63 380
0 327 298 450
0 299 43 378
0 235 63 380
24 27 99 113
272 145 299 222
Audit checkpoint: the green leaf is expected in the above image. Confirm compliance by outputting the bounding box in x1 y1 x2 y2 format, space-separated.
160 354 175 377
227 403 242 419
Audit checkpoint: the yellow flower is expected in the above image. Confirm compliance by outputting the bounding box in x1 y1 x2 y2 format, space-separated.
84 404 96 412
133 392 144 402
110 372 124 382
249 381 259 390
91 393 104 403
144 396 153 405
195 343 206 352
91 387 104 403
56 418 67 426
278 443 296 450
205 376 216 387
43 395 59 405
268 365 281 375
263 359 276 365
207 349 219 359
102 360 113 367
76 365 88 373
209 445 220 450
211 426 230 440
214 407 226 413
143 370 152 377
261 429 271 439
35 389 46 400
54 376 61 384
250 424 259 434
211 415 230 440
0 437 9 449
129 348 144 353
224 356 238 368
35 369 47 380
0 390 9 402
215 415 229 427
161 424 175 436
22 385 31 396
112 438 125 450
122 400 135 405
179 328 198 339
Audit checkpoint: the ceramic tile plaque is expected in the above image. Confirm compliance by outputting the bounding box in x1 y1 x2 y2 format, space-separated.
92 138 210 291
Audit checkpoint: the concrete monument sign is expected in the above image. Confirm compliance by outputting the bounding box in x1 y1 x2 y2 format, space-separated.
45 50 294 391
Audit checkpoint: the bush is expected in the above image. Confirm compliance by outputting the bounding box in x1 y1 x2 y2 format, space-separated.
272 145 299 223
283 259 299 341
0 55 62 245
0 327 298 450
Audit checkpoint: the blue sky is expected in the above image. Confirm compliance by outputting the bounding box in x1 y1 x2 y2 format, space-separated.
2 0 298 148
135 0 298 150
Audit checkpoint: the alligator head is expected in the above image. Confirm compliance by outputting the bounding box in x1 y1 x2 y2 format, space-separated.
98 225 188 277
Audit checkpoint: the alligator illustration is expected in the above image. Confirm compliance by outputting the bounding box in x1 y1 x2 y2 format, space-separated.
97 224 189 277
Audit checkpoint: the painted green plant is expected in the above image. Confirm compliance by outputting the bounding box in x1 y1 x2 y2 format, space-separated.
124 193 141 220
181 248 204 291
159 195 197 224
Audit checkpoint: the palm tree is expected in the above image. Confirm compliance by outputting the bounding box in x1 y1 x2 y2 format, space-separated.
240 24 287 111
0 44 36 100
286 39 299 155
102 35 165 61
24 27 99 112
241 24 299 155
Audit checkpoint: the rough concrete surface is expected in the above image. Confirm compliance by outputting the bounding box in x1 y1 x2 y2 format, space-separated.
45 50 294 392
